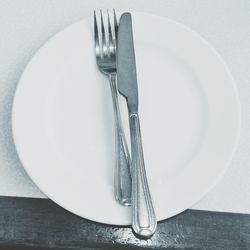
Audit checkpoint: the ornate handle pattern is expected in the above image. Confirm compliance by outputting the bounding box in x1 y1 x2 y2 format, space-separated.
129 113 157 237
109 74 131 206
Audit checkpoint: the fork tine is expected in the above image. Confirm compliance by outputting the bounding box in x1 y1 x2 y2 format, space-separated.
113 8 118 38
107 9 112 45
107 9 114 56
100 10 106 54
94 11 100 54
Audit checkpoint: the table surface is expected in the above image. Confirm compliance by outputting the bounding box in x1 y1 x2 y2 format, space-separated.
0 0 250 215
0 196 249 250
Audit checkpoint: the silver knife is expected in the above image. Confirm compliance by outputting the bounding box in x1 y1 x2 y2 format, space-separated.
117 12 157 237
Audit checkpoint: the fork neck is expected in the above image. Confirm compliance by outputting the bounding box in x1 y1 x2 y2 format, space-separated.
108 74 117 88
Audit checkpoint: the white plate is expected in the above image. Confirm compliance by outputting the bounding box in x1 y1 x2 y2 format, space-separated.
12 12 241 225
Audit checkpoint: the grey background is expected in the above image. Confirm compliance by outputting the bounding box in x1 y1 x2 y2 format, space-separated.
0 0 249 214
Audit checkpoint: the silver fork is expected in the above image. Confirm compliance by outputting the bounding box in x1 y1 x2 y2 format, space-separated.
94 10 132 206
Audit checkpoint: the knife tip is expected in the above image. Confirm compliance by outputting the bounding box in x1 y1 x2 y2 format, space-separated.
120 12 132 22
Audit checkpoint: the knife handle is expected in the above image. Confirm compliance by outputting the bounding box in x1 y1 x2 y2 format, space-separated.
109 74 132 206
129 113 157 237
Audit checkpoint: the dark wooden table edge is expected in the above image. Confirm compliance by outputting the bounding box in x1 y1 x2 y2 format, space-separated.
0 196 249 250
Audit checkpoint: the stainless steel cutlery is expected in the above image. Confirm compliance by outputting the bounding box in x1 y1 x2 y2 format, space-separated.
94 10 132 206
117 12 157 237
94 10 156 237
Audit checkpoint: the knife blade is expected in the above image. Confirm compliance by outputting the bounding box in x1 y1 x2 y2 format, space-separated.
117 13 138 114
117 12 157 238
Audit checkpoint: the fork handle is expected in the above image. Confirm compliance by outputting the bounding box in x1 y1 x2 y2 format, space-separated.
129 112 157 237
109 74 131 206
